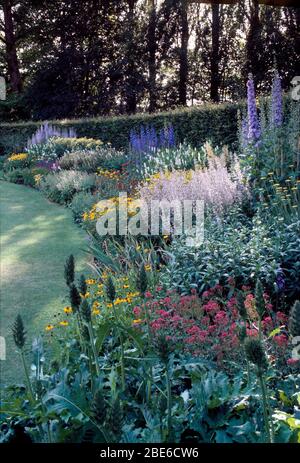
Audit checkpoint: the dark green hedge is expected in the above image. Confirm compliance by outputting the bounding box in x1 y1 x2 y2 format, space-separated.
0 101 244 155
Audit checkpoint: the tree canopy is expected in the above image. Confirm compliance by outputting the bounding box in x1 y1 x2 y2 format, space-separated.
0 0 299 121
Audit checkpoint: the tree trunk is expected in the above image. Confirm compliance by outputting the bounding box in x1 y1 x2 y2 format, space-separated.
246 0 263 82
210 3 220 102
125 0 137 114
3 0 22 93
148 0 157 112
179 0 188 106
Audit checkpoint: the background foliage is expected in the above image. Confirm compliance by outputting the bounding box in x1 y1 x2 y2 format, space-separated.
0 101 242 154
0 0 298 121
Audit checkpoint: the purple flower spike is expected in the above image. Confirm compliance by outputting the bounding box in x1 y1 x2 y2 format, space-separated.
247 74 261 142
27 122 77 148
129 124 176 156
271 72 283 128
241 117 250 147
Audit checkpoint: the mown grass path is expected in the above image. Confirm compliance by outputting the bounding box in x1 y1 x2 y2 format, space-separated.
0 181 88 384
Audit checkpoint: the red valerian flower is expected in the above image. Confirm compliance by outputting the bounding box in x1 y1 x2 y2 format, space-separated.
276 311 288 323
203 300 220 315
273 334 288 347
143 283 288 366
145 291 153 298
287 358 299 365
133 306 142 316
242 285 251 292
247 328 259 337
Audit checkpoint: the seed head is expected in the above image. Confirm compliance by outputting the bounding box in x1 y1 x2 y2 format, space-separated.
12 314 26 349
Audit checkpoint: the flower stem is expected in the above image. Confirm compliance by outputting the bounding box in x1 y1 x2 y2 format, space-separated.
76 314 85 353
21 350 49 442
20 350 35 404
165 363 172 442
258 369 273 443
88 322 100 377
112 301 125 391
119 333 126 392
144 301 153 403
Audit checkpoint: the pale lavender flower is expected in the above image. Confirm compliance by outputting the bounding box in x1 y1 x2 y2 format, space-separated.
241 117 250 148
27 122 77 148
271 72 283 128
247 74 261 142
138 153 247 216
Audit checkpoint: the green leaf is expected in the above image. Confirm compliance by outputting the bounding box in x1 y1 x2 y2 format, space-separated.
268 327 281 338
215 430 232 443
278 390 292 407
125 327 145 353
86 244 121 274
95 322 112 354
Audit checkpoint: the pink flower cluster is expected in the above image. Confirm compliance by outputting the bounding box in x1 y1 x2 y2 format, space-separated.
132 283 290 365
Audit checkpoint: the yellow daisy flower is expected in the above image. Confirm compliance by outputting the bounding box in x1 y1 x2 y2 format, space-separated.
59 320 69 327
45 324 54 332
64 306 73 314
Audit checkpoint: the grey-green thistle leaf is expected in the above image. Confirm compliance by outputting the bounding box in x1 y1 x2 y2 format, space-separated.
12 314 26 349
107 397 123 440
91 391 107 424
158 394 167 416
289 300 300 337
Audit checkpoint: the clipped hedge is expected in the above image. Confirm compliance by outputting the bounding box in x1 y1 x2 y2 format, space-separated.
0 101 244 155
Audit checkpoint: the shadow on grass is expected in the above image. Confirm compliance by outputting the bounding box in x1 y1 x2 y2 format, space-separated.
0 181 89 385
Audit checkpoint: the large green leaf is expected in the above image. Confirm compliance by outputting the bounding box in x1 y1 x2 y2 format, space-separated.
125 327 145 353
95 322 112 354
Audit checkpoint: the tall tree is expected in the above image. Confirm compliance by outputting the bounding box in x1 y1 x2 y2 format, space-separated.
179 0 188 106
124 0 139 113
245 0 264 86
210 3 220 102
1 0 299 119
147 0 157 112
1 0 22 93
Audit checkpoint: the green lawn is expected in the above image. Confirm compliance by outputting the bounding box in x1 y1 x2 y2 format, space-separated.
0 181 88 385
